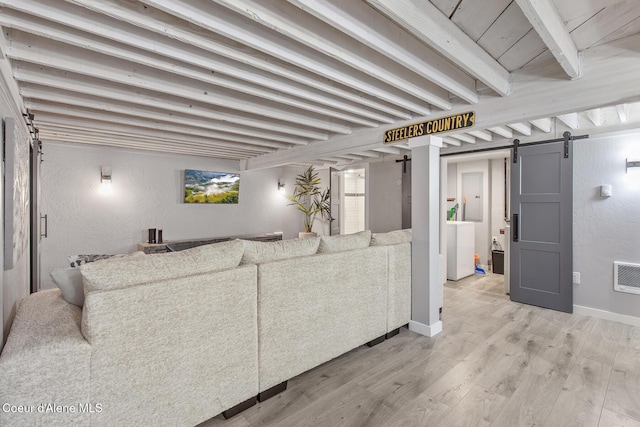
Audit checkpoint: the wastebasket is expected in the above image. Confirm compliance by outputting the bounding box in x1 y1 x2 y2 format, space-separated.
492 250 504 274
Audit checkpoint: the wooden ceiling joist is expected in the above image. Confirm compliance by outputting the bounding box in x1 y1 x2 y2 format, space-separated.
366 0 512 98
515 0 582 78
132 0 432 115
288 0 479 106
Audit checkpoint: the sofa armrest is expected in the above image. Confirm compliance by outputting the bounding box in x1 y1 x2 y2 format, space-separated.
0 289 91 426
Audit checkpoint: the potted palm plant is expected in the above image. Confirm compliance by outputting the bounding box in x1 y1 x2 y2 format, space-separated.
286 166 331 238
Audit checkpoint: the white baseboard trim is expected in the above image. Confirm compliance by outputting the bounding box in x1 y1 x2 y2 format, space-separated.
409 320 443 337
574 305 640 327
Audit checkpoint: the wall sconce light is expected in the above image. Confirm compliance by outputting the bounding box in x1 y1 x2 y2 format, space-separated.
278 179 285 194
627 159 640 173
100 166 112 194
101 166 112 184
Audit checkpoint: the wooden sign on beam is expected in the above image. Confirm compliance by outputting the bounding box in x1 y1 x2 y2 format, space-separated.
384 111 475 143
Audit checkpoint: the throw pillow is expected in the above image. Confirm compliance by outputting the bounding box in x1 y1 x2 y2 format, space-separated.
67 252 145 267
67 254 114 268
317 230 372 253
370 229 412 246
241 237 320 264
50 268 84 307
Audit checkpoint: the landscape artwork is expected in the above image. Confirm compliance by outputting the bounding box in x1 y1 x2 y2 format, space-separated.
184 169 240 204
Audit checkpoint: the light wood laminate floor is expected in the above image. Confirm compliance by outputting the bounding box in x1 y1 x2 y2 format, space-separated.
201 273 640 427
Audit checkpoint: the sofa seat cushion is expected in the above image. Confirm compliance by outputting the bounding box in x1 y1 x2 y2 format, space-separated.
240 237 320 264
317 230 371 253
82 239 244 292
370 229 412 246
0 289 91 426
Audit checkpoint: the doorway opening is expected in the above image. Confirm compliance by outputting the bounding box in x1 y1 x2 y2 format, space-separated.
329 167 367 235
442 150 511 295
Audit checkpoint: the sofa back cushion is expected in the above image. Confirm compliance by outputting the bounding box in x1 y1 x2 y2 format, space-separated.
370 229 412 246
50 267 85 307
51 251 147 306
82 240 244 292
317 230 371 254
241 237 320 264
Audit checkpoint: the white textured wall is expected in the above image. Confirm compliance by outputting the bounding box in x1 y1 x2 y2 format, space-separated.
490 158 508 251
574 131 640 318
446 163 458 219
40 142 302 289
1 78 31 350
456 159 491 265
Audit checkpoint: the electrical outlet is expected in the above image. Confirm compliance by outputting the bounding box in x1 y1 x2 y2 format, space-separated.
573 272 581 285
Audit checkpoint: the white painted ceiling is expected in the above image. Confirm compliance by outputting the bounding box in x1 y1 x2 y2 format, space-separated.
1 0 639 168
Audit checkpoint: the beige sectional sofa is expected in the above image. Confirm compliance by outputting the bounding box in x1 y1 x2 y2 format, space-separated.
0 230 411 426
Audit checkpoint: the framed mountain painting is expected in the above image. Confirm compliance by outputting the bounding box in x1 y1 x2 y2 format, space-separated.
184 169 240 204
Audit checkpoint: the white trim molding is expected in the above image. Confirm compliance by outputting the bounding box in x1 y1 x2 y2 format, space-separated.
574 305 640 327
409 320 443 337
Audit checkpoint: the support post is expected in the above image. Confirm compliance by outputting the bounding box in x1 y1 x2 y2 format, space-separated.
408 135 443 337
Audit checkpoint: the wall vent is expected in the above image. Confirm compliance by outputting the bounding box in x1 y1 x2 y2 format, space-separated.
614 262 640 295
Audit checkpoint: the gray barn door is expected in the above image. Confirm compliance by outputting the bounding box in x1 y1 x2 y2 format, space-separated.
510 139 573 313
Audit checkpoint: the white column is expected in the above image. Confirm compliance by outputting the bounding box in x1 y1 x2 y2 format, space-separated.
408 135 442 337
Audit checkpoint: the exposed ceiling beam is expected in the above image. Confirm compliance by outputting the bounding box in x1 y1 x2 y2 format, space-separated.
134 0 432 115
214 0 454 110
0 12 384 128
529 118 552 132
556 113 579 129
21 86 310 147
336 154 365 161
448 133 477 144
40 0 412 120
42 127 263 157
442 137 462 147
41 133 246 159
317 157 348 164
616 104 628 123
288 0 480 105
515 0 581 79
7 36 351 135
468 130 492 141
372 146 402 155
586 109 603 127
0 28 24 117
488 127 513 138
352 151 381 158
27 103 300 149
244 33 640 169
366 0 511 97
34 118 282 153
508 122 532 136
14 64 325 141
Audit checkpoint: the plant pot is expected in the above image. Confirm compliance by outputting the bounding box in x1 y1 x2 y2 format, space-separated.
298 232 318 239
